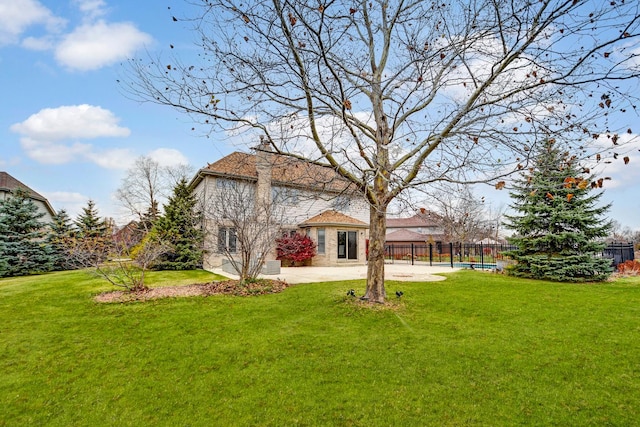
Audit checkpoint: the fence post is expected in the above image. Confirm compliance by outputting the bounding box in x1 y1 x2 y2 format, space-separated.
429 243 433 266
411 243 415 265
450 242 454 268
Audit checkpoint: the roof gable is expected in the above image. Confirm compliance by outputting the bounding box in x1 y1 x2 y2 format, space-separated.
0 171 56 216
300 210 367 227
0 172 46 201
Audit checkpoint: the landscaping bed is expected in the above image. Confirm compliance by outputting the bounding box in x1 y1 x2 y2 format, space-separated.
94 278 289 303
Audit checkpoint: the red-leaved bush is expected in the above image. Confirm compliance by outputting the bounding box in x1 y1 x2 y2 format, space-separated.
276 233 316 265
617 260 640 276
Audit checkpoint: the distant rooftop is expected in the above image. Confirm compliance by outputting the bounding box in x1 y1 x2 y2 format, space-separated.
385 229 446 242
386 210 443 228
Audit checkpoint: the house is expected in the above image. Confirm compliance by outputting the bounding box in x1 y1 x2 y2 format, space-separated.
189 143 370 269
299 210 368 266
112 221 144 248
386 208 447 246
0 171 56 223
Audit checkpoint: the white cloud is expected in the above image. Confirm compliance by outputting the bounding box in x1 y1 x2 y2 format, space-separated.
11 104 130 141
3 0 152 72
18 138 91 164
148 148 190 167
591 133 640 190
21 35 55 50
73 0 107 21
10 104 131 168
85 148 135 170
45 191 88 217
55 20 152 71
0 0 66 45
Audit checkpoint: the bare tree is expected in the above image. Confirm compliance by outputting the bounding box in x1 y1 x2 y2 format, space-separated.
115 156 193 230
606 220 640 243
123 0 639 302
428 185 506 242
431 186 489 242
65 234 170 292
202 180 285 283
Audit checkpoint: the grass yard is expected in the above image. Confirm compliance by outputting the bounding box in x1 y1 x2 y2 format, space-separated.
1 269 640 426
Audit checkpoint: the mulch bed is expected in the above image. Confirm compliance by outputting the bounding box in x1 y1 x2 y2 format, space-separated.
94 279 289 303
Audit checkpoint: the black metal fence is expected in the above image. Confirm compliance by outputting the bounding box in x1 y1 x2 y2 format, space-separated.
384 242 635 269
602 242 636 267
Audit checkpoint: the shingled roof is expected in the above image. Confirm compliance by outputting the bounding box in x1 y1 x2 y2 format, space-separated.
0 172 47 201
386 210 443 228
300 210 368 228
0 171 56 216
190 151 354 193
385 229 446 242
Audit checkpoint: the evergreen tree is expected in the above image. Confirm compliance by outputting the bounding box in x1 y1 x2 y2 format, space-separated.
137 200 160 234
47 209 76 271
503 143 612 282
72 200 112 265
152 178 204 270
74 200 109 238
0 189 54 277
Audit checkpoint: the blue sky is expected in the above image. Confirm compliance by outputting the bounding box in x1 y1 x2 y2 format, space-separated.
1 0 236 223
1 0 639 231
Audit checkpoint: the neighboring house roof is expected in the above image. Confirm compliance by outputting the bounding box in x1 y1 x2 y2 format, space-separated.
385 229 446 242
386 210 443 228
0 171 56 216
300 210 368 228
189 151 354 193
113 221 144 246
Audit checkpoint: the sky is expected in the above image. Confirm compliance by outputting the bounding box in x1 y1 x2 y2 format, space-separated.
1 0 640 232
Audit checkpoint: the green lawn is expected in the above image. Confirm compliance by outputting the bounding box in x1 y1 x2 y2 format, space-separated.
1 269 639 426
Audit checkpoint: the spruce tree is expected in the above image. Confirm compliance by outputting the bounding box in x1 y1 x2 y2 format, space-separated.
503 143 612 282
47 209 76 271
74 200 109 238
0 189 54 277
72 200 112 265
152 178 204 270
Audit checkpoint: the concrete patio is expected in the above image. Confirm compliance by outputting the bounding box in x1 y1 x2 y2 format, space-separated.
211 263 461 284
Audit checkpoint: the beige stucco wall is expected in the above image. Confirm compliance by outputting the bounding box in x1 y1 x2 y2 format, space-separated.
306 225 368 267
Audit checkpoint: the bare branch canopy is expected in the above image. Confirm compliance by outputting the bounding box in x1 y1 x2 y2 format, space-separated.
122 0 640 302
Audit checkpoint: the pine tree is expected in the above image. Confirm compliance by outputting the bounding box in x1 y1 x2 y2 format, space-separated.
152 178 204 270
47 209 76 271
503 143 612 282
71 200 112 265
0 189 54 277
74 200 109 238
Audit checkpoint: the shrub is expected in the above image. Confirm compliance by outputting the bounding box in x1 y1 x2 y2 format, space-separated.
617 260 640 276
276 233 316 266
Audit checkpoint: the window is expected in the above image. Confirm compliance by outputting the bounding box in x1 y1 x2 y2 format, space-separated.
317 228 325 254
337 230 357 260
271 186 299 205
332 195 350 211
217 227 237 253
216 178 237 189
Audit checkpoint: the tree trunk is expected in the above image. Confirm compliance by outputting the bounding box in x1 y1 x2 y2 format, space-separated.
365 205 387 303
